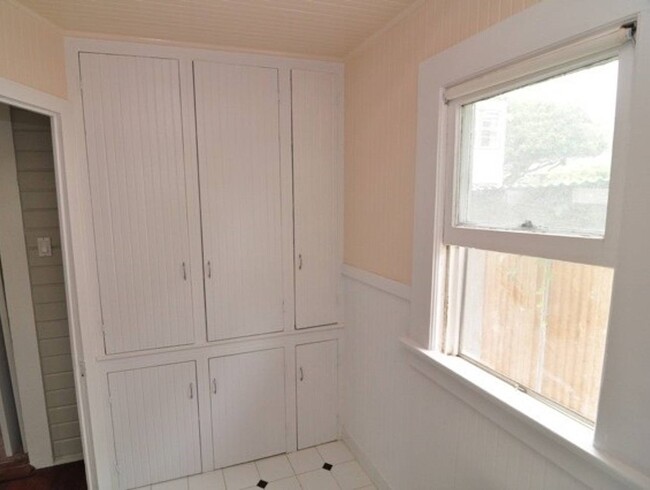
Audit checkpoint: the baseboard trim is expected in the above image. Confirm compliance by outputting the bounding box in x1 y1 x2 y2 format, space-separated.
52 453 84 466
341 428 392 490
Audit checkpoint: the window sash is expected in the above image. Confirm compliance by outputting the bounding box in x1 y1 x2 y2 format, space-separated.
441 39 634 268
444 245 613 424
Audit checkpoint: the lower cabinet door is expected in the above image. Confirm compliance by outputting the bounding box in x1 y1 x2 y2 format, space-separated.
108 362 201 489
296 340 338 449
210 348 286 468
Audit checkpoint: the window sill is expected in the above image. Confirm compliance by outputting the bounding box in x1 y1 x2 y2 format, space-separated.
400 337 650 489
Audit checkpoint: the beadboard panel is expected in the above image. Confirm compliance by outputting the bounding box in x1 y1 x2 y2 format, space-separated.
0 1 66 98
79 53 196 354
18 0 417 59
344 0 540 284
108 362 201 489
296 340 338 449
209 348 286 469
10 107 81 463
194 61 285 342
292 69 342 329
342 275 630 490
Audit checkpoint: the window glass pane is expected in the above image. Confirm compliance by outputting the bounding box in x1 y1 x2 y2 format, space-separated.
458 247 613 422
458 60 619 236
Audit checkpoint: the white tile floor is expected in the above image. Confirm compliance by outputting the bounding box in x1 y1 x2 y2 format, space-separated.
140 441 376 490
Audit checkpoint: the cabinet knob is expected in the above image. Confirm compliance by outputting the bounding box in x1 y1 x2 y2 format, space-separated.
207 260 212 279
299 367 304 382
182 262 187 281
298 254 303 271
212 378 217 394
189 382 194 399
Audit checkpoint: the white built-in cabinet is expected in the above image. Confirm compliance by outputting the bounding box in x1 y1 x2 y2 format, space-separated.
209 349 286 468
107 362 201 489
296 340 339 449
72 42 342 490
80 55 340 352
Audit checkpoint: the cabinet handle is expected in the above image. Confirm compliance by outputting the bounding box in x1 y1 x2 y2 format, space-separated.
189 382 194 399
182 262 187 281
298 254 303 271
207 260 212 279
212 378 217 394
299 367 304 382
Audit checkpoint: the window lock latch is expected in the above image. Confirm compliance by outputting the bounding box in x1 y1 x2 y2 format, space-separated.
514 383 527 394
520 220 535 230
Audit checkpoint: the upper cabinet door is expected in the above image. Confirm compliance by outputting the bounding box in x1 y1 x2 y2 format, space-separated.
194 61 285 341
80 53 196 354
292 70 342 329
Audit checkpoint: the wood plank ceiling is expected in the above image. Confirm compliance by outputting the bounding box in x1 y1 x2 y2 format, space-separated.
16 0 420 58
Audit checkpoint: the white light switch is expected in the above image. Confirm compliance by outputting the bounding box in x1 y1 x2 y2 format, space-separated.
37 237 52 257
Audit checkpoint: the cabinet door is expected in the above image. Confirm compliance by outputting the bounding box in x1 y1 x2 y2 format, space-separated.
194 61 285 341
209 348 286 468
296 340 338 449
292 70 342 329
108 362 201 489
80 53 196 354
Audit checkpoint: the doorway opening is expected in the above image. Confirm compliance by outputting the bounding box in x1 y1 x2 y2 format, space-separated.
0 103 86 486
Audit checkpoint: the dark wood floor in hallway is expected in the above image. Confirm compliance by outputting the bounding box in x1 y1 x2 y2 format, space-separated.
0 462 86 490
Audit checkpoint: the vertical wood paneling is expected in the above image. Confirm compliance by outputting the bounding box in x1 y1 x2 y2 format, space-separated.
292 69 341 329
108 362 201 489
344 0 541 284
80 53 196 354
10 107 81 462
194 61 285 342
0 1 66 98
296 340 338 449
209 348 286 469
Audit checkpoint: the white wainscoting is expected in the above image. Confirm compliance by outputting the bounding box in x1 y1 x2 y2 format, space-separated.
341 266 634 490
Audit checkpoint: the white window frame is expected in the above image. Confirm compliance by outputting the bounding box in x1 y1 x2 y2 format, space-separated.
443 34 630 269
439 34 631 364
409 0 650 486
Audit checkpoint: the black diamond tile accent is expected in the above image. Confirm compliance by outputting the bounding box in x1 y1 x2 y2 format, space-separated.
257 480 268 488
323 462 333 471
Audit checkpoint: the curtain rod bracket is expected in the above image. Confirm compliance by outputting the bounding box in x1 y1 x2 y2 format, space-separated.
622 21 637 43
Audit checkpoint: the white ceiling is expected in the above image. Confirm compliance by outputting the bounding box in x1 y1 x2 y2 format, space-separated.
17 0 420 58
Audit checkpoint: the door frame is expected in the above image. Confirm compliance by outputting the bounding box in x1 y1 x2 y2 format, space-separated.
0 102 46 460
0 209 23 458
0 76 95 485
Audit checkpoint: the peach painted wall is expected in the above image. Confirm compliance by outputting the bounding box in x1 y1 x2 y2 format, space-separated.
344 0 540 285
0 0 66 98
